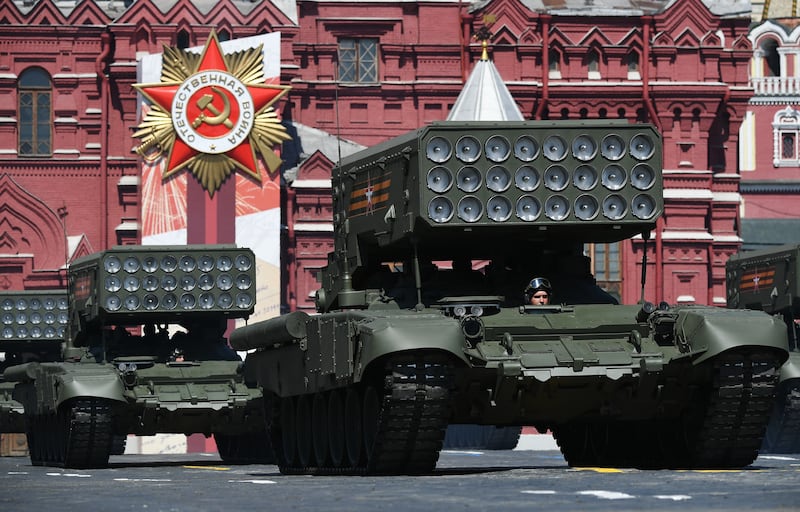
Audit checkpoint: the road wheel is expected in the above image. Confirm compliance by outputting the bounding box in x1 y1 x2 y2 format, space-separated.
25 415 43 466
362 385 381 459
279 397 297 467
295 395 313 468
311 392 329 466
344 387 363 468
327 390 346 468
215 431 275 464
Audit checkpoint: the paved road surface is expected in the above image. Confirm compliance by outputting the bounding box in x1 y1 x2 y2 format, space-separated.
1 449 798 511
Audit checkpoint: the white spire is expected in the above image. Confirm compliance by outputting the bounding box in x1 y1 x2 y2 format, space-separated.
447 40 524 121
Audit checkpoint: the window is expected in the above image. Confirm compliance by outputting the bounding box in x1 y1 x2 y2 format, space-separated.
548 49 561 79
177 30 190 49
338 38 378 83
782 132 797 160
772 107 800 166
588 242 622 302
587 49 600 79
626 52 640 79
18 67 52 157
760 39 780 77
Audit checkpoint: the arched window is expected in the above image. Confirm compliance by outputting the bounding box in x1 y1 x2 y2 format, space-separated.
218 29 231 42
18 67 52 157
773 106 800 166
760 38 780 77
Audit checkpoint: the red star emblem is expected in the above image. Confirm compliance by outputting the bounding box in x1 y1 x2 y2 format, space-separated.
133 31 290 193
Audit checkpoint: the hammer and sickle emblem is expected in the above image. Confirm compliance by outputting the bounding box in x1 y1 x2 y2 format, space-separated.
192 86 234 129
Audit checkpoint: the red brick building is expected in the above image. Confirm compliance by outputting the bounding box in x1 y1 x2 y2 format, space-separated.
739 6 800 250
0 0 756 309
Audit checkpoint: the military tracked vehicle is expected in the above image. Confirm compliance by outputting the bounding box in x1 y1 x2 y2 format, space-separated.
237 120 788 475
4 245 271 468
0 290 67 435
727 243 800 453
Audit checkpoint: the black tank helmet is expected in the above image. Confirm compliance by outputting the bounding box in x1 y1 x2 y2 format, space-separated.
524 276 552 303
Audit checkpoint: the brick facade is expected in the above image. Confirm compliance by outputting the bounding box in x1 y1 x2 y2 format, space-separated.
0 0 755 308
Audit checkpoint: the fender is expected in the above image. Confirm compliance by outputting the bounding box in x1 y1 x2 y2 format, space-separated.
778 352 800 384
353 310 468 381
5 362 126 415
673 308 790 365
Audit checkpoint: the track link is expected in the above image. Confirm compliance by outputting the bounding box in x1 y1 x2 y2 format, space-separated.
762 381 800 453
26 398 114 469
554 349 782 469
683 350 780 468
272 356 454 475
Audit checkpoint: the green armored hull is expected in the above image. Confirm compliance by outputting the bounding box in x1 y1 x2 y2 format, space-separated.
241 301 786 473
4 245 272 468
727 243 800 453
0 381 24 433
0 290 67 435
238 121 789 474
8 358 267 467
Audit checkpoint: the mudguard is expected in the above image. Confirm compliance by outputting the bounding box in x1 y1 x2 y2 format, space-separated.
778 352 800 384
674 307 789 365
4 362 125 415
353 311 469 380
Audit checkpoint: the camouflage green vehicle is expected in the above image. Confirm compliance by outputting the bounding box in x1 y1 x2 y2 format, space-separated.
1 290 67 435
4 245 271 468
727 243 800 453
236 120 789 475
